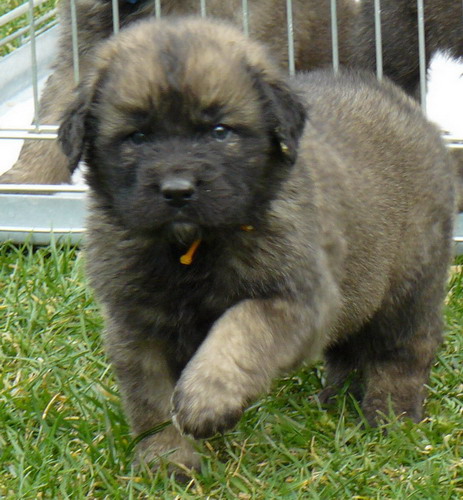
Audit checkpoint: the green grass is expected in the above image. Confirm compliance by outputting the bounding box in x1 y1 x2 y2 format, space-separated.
0 0 58 58
1 241 462 499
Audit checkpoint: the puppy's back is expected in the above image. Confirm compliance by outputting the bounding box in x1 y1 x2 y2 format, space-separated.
296 69 454 221
290 69 455 331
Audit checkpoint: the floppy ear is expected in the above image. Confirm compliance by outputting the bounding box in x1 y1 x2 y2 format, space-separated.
252 72 307 162
58 25 119 172
58 41 115 172
58 85 93 173
57 86 90 173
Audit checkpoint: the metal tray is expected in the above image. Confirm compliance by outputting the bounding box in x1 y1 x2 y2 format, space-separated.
0 185 86 245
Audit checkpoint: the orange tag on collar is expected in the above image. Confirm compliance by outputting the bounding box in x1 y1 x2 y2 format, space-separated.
179 225 253 265
180 239 202 265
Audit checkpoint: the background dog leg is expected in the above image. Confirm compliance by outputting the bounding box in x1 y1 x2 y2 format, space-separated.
107 336 200 472
172 296 333 439
0 68 75 184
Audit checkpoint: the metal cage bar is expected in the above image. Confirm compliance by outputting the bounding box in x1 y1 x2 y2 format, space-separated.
70 0 80 83
27 0 40 127
286 0 295 77
417 0 427 112
241 0 249 37
374 0 383 80
330 0 339 74
112 0 120 34
200 0 207 18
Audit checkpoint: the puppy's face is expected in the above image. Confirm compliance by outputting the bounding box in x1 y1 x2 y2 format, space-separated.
59 18 306 243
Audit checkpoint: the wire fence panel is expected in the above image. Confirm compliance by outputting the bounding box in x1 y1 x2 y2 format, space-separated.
0 0 461 137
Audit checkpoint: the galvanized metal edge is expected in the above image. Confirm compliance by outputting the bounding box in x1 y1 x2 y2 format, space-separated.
0 187 462 254
0 189 86 245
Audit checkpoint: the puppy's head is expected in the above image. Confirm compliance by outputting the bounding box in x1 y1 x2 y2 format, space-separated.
59 17 306 243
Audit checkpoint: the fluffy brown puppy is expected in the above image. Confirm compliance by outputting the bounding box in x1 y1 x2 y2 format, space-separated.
1 0 356 184
58 17 455 472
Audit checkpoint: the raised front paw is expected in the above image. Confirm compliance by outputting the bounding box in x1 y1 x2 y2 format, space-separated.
171 371 246 439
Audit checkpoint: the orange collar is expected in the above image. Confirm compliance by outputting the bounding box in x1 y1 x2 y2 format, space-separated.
179 225 254 265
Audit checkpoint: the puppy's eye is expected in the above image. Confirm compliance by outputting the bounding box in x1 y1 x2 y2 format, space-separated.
129 131 149 145
211 125 231 141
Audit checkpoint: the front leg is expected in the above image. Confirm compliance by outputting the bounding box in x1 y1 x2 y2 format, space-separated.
106 334 200 471
172 297 330 439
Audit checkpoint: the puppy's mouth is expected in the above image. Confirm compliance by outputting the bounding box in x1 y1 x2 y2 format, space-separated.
165 221 202 245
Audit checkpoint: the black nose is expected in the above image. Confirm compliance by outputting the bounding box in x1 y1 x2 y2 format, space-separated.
160 178 195 208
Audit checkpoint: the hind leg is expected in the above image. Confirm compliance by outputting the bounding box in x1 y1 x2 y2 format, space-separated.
319 338 364 405
0 67 75 185
361 321 442 424
360 275 446 425
322 267 447 424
